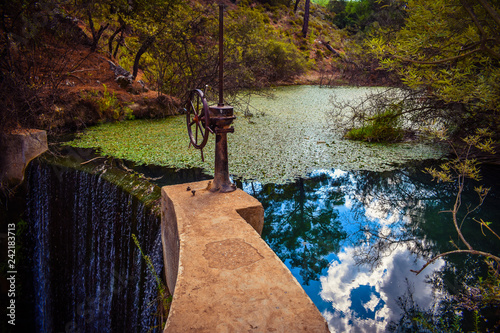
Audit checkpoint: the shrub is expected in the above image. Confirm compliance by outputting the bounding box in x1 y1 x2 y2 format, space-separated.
264 39 308 81
345 103 404 142
83 84 135 121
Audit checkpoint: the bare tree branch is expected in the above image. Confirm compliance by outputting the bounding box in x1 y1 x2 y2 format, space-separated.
392 48 483 65
477 0 500 29
411 250 500 275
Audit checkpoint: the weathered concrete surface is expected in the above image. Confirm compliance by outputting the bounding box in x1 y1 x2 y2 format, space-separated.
0 129 48 185
161 180 329 333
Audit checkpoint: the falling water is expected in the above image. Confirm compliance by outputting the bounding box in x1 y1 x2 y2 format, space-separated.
25 161 163 333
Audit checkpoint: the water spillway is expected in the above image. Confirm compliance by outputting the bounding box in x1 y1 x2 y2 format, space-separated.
25 161 163 333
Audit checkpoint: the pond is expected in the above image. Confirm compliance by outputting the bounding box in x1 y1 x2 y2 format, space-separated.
69 86 445 184
66 85 498 331
238 164 500 332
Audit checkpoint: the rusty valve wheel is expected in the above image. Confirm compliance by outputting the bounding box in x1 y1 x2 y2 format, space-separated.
186 89 211 154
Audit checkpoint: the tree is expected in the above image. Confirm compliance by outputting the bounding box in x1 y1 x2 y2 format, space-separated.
72 0 117 52
122 0 184 80
328 0 406 31
143 4 307 98
412 128 500 275
369 0 500 132
108 16 127 58
302 0 311 37
87 7 109 52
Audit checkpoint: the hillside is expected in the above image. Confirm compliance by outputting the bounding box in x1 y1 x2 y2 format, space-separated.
1 0 382 136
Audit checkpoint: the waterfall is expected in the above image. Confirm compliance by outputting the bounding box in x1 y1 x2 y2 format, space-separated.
26 161 164 333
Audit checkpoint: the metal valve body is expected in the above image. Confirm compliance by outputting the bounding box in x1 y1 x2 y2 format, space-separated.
208 104 236 193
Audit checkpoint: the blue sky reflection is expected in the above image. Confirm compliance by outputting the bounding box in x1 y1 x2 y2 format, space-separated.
320 246 444 332
243 164 500 332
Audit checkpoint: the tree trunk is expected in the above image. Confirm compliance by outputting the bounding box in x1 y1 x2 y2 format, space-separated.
113 30 124 59
108 26 124 57
294 0 301 13
302 0 310 37
132 36 155 80
108 17 126 58
88 8 109 52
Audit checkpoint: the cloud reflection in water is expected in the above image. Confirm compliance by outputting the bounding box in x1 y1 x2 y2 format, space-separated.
243 164 500 332
320 246 444 332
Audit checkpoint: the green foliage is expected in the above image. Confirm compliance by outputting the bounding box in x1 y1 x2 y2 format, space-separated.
84 84 135 121
225 5 308 86
265 39 309 81
312 0 330 6
132 233 171 327
98 84 120 118
320 1 405 85
327 0 406 31
345 103 405 142
141 3 309 98
369 0 500 120
0 0 58 44
425 128 495 183
68 86 445 183
92 0 329 96
479 259 500 307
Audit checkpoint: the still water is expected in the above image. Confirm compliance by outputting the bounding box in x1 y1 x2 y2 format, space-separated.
238 164 500 332
68 86 446 184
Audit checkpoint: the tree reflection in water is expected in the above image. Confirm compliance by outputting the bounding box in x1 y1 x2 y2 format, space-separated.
238 163 500 332
240 171 348 285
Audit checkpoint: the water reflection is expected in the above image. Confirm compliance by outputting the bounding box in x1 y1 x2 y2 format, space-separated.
320 247 444 332
239 163 500 332
242 171 348 285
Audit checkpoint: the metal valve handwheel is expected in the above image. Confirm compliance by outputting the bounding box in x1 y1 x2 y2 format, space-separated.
186 89 211 151
182 4 236 193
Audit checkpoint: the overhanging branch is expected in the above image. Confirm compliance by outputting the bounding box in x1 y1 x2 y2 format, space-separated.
411 249 500 275
391 47 482 65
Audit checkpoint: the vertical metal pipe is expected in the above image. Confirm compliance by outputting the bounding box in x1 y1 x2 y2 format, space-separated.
208 3 235 193
213 131 231 192
218 3 224 106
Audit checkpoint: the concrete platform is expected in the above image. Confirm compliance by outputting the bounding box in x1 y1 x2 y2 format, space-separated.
0 129 48 185
161 180 329 332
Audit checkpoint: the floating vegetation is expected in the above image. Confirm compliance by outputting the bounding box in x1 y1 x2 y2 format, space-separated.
67 86 447 184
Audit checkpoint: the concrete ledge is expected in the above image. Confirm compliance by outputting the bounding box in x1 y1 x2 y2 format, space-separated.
0 129 48 185
161 180 329 332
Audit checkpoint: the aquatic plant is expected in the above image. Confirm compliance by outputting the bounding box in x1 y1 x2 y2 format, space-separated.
68 86 446 184
132 233 172 330
345 103 405 142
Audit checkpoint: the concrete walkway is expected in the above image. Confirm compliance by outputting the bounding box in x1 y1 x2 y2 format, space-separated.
161 180 330 332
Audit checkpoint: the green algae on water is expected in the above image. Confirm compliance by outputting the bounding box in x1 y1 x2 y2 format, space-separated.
67 86 446 184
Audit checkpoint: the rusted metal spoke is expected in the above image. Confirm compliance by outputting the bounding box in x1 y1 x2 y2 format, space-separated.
185 89 210 150
195 123 199 143
196 95 201 115
196 119 205 134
